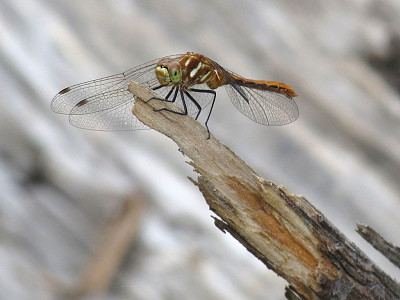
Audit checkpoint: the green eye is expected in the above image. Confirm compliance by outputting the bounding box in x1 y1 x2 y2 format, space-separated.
170 68 182 83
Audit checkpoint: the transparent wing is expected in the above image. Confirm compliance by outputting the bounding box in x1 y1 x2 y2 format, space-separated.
206 59 298 126
51 54 184 130
225 82 299 125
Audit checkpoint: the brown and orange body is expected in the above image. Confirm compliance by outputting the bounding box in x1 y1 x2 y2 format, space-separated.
177 52 227 89
232 77 297 98
167 52 296 99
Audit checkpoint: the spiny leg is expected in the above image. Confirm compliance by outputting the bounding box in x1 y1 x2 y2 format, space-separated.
188 88 217 139
183 91 201 120
146 86 177 104
153 90 188 116
152 85 163 91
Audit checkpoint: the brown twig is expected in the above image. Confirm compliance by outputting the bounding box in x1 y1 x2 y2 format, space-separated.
356 223 400 269
129 81 400 299
66 190 146 298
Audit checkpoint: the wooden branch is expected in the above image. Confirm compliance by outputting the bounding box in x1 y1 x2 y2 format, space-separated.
356 223 400 269
129 81 400 299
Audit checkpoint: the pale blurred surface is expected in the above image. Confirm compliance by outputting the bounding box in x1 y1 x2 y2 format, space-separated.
1 0 400 299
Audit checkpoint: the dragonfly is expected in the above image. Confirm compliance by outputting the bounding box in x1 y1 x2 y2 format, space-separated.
51 52 298 138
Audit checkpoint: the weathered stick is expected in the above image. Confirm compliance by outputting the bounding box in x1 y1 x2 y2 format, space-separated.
356 223 400 269
67 190 146 298
129 81 400 299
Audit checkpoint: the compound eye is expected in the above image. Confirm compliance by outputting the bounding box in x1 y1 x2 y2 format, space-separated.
169 66 182 84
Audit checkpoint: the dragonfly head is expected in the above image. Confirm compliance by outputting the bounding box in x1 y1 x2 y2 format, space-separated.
156 58 182 86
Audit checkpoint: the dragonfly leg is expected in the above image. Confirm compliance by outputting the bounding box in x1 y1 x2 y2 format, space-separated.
183 92 201 120
146 86 176 103
152 85 163 91
153 90 188 116
188 88 216 139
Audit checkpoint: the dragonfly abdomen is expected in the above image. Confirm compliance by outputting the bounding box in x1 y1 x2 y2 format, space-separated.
233 76 297 98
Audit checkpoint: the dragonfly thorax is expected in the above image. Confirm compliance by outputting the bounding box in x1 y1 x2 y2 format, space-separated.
178 52 227 89
155 53 227 90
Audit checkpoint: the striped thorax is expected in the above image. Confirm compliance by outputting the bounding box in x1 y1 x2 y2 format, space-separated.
155 52 226 90
155 52 296 98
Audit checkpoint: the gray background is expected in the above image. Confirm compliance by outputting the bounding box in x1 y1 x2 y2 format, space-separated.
1 0 400 299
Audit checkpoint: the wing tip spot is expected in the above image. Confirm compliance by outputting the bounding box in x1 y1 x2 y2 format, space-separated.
76 99 89 107
59 87 71 95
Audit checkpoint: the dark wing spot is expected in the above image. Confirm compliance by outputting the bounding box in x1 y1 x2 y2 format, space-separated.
59 87 71 95
76 99 89 107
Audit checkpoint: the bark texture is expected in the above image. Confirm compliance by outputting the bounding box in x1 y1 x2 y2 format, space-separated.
129 81 400 299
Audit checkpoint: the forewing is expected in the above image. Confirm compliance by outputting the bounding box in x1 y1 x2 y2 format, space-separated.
68 91 147 131
51 54 183 130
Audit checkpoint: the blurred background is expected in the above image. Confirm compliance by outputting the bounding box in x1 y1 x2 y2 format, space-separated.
1 0 400 299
